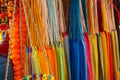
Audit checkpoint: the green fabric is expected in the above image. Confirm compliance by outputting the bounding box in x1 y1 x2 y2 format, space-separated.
63 36 71 80
55 42 65 80
114 30 120 71
97 33 104 80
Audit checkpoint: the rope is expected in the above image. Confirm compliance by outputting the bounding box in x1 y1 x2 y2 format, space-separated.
19 0 22 78
4 0 16 79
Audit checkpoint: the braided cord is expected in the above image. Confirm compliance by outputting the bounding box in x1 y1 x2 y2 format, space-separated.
5 0 17 79
19 0 23 78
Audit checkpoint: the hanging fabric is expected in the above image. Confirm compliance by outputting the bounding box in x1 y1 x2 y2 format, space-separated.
93 0 99 34
62 33 71 80
106 32 114 80
84 32 94 80
100 32 110 80
62 0 70 32
80 1 94 80
113 0 120 62
96 33 104 80
69 0 87 80
2 0 120 80
111 31 120 79
86 0 99 80
89 35 98 80
81 0 89 33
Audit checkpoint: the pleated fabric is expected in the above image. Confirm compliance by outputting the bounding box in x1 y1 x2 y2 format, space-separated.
93 0 99 34
46 45 58 80
60 34 69 80
96 33 104 80
69 0 87 80
84 32 94 80
81 0 89 33
69 39 80 80
32 47 43 77
90 34 98 80
106 32 113 80
111 31 120 80
100 32 110 80
63 34 71 80
113 0 120 54
86 0 95 34
79 39 88 80
114 30 120 71
62 0 70 32
97 0 103 32
55 42 65 80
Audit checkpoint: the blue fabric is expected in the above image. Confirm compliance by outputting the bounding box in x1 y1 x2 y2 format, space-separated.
69 39 88 80
69 0 88 79
0 56 13 80
79 38 87 80
69 39 80 80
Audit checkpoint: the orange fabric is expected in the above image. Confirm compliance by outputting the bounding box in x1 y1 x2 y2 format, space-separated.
101 0 108 32
38 47 50 74
86 0 95 34
46 45 58 80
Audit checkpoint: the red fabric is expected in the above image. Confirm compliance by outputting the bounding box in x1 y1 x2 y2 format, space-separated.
84 32 94 80
0 35 9 56
106 32 113 80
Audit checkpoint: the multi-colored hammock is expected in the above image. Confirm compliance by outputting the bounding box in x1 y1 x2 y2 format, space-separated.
2 0 120 80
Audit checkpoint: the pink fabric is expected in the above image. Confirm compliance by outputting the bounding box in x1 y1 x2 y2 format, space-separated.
84 32 94 80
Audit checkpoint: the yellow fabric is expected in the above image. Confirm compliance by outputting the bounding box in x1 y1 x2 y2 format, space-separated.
32 47 42 79
111 31 120 79
100 32 110 80
90 34 98 80
0 32 3 43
